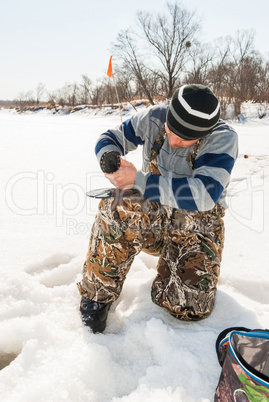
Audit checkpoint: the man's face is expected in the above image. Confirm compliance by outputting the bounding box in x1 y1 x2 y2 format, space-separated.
165 123 200 149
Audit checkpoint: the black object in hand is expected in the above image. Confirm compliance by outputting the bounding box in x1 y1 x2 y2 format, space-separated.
100 151 121 173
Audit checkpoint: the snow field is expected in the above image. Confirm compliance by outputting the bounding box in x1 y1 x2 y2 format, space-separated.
0 107 268 401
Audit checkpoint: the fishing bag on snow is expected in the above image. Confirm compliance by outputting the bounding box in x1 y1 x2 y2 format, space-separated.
214 327 269 401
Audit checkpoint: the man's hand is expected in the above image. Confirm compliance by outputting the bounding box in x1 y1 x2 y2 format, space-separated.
104 158 137 189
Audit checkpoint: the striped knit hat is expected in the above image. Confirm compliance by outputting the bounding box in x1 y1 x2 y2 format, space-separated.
166 84 220 140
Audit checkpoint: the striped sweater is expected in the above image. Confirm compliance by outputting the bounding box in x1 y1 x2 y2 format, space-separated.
95 105 238 211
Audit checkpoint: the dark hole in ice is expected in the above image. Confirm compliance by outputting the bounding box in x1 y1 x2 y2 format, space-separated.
0 352 19 370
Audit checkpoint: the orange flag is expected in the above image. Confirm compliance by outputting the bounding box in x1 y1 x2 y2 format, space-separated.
107 55 113 78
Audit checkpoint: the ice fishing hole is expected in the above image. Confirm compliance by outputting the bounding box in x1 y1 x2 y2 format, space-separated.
0 351 20 370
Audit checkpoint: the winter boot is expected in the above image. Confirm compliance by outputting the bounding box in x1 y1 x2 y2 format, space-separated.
80 297 112 333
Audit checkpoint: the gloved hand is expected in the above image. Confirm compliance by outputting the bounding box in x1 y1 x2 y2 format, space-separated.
100 151 121 173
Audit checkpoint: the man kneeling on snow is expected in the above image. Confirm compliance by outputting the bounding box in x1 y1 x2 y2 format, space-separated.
77 84 238 333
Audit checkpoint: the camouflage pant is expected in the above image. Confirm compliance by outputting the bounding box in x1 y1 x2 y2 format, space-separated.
78 194 225 321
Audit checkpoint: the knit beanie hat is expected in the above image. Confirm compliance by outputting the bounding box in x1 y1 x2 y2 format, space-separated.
166 84 220 140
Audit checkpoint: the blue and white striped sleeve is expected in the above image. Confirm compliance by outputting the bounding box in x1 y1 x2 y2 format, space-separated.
134 124 238 211
94 106 163 163
94 119 144 162
189 125 238 210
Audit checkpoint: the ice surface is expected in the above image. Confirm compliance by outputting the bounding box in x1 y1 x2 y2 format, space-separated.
0 106 268 401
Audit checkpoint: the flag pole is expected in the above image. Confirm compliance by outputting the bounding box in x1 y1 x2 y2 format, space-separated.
107 56 126 159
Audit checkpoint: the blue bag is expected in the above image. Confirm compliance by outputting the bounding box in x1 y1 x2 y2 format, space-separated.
215 327 269 401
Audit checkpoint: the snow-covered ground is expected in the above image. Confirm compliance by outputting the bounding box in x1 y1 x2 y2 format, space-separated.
0 105 268 401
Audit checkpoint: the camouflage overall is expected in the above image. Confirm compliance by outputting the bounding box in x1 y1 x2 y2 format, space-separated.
78 127 225 320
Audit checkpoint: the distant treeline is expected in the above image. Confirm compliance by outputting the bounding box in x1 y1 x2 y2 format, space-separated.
0 100 16 106
8 2 269 119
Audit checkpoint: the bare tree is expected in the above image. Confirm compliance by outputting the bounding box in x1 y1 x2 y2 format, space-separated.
47 91 57 108
227 30 258 115
112 2 200 102
69 83 79 106
230 29 256 64
55 82 79 106
137 2 200 97
184 42 214 84
102 79 116 104
15 92 24 108
80 74 92 104
90 81 104 105
56 85 69 106
25 91 35 106
113 69 136 103
207 36 231 94
35 82 46 105
255 59 269 103
113 29 155 105
207 30 261 118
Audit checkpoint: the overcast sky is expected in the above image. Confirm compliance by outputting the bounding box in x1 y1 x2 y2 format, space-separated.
1 0 268 100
